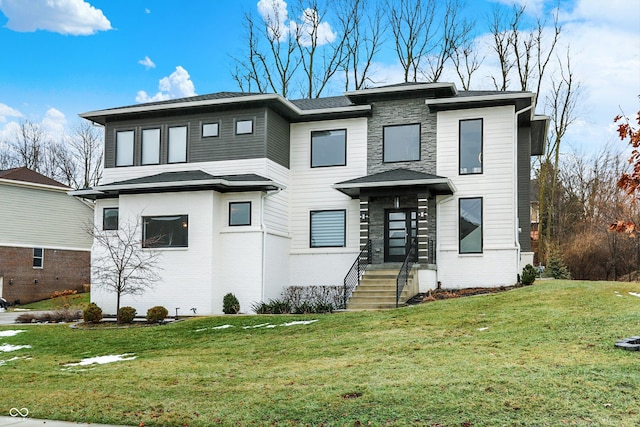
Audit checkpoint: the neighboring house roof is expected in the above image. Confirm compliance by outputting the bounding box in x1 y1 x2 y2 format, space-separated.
70 170 282 200
0 167 68 189
334 168 456 198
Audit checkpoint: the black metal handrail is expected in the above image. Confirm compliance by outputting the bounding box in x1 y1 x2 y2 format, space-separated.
342 240 372 308
396 238 419 307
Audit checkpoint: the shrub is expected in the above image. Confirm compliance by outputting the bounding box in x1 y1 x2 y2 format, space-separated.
146 305 168 323
547 251 571 279
251 298 292 314
83 303 103 324
118 306 137 324
50 289 77 299
521 264 537 286
223 293 240 314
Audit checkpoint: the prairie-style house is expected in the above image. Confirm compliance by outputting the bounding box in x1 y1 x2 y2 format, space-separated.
0 167 93 305
74 83 548 315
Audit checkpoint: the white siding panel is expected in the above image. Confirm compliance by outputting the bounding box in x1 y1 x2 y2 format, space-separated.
288 118 367 286
436 105 518 287
0 182 93 251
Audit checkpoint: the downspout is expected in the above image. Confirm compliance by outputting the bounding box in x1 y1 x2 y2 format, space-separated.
514 104 533 277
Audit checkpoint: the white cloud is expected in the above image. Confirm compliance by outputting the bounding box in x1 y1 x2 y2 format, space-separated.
136 66 197 103
256 0 336 47
488 0 546 16
41 108 67 136
138 56 156 70
292 8 337 47
0 0 112 35
144 8 151 14
257 0 289 41
0 103 23 123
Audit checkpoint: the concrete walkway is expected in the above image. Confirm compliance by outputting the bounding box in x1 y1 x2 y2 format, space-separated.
0 310 22 325
0 416 133 426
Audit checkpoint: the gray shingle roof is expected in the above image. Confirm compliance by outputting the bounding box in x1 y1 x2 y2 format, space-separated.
336 168 447 185
289 96 353 110
334 168 455 198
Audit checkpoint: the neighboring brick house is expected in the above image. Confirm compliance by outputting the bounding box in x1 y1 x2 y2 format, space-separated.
0 167 93 304
73 82 548 315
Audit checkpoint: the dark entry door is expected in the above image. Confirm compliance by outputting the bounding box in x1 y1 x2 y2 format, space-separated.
385 209 417 262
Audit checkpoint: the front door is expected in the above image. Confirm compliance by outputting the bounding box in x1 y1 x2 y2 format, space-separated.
384 209 417 262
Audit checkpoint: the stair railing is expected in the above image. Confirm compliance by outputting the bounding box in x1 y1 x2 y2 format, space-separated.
396 238 418 307
342 240 372 308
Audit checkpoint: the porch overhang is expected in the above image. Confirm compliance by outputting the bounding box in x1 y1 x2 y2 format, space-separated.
69 170 283 200
333 168 456 199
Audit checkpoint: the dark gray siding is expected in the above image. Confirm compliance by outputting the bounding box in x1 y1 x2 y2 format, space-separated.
517 122 532 252
103 107 287 169
366 98 437 175
265 108 291 168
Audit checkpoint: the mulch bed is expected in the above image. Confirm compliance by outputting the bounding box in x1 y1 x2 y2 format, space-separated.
406 285 522 305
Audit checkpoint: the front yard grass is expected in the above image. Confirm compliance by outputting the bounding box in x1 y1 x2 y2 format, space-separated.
1 280 639 426
13 292 90 311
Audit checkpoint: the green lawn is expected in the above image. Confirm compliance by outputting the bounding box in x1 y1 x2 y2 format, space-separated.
1 280 639 426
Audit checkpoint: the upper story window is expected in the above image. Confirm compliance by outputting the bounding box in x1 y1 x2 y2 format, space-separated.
459 118 483 175
33 248 44 268
310 210 346 248
142 215 189 248
202 122 219 138
141 128 160 165
103 207 119 230
168 126 188 163
229 202 251 226
459 197 483 254
383 124 420 162
115 130 134 167
311 129 346 168
236 119 253 135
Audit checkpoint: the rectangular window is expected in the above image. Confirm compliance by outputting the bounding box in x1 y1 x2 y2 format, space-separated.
143 215 189 248
168 126 187 163
103 207 119 230
459 119 483 174
236 119 253 135
141 128 160 165
115 130 134 166
459 198 483 254
310 210 346 248
229 202 251 226
33 248 44 268
311 129 346 168
202 122 219 137
383 124 420 162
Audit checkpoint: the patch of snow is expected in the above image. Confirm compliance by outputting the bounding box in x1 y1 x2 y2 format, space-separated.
243 323 272 329
0 356 30 367
212 324 233 330
281 320 318 327
0 330 26 337
265 325 277 328
617 295 623 297
629 292 640 298
0 343 31 352
64 353 136 366
477 327 489 331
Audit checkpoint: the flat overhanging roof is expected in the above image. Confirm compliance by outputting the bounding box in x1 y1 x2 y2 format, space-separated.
333 169 456 198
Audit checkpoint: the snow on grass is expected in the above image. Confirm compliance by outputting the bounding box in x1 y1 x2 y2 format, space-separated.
196 320 319 332
0 330 26 337
629 292 640 298
0 343 31 352
0 356 31 367
64 353 136 367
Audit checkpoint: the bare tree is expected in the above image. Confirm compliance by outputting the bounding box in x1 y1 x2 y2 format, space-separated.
538 49 580 261
422 0 474 82
451 39 483 90
65 121 103 189
387 0 436 82
0 142 18 170
91 221 162 323
9 121 51 173
338 0 384 90
488 7 516 91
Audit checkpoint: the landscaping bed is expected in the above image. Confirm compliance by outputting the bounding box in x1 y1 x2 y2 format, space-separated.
406 284 521 304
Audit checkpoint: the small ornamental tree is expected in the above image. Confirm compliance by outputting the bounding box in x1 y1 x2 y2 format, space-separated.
610 111 640 236
91 221 161 323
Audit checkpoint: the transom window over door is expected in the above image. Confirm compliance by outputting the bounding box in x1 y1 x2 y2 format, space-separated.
383 124 420 162
459 119 483 174
459 198 482 253
311 129 346 167
310 210 346 248
168 126 187 163
115 130 134 167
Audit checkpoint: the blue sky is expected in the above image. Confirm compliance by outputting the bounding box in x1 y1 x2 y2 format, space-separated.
0 0 638 155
